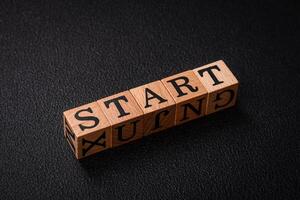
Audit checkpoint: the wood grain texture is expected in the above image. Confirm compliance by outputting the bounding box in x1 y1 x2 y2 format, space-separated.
130 80 176 135
97 91 144 147
63 102 112 159
161 70 208 125
193 60 239 114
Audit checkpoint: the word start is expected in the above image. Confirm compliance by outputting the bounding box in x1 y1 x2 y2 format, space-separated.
63 60 239 159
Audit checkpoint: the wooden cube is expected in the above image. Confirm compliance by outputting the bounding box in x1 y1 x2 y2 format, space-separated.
193 60 239 115
161 70 208 125
130 80 176 136
63 102 112 159
97 91 144 147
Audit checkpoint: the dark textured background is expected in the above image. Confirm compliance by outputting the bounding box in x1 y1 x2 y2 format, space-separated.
0 0 299 199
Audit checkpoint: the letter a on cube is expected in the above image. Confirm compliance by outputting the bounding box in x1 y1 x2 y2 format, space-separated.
130 80 176 136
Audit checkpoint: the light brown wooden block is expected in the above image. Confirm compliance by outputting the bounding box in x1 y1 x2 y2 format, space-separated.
161 70 208 125
193 60 239 114
97 91 144 147
63 102 112 159
130 80 176 136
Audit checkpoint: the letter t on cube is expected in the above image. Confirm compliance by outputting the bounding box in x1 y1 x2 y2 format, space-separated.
193 60 239 114
97 91 144 147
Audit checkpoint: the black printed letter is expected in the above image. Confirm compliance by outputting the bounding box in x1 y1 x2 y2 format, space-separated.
196 65 224 86
214 89 235 110
82 132 106 156
145 88 167 108
74 107 100 131
180 98 204 121
167 76 198 97
104 96 130 118
116 120 140 141
151 110 170 130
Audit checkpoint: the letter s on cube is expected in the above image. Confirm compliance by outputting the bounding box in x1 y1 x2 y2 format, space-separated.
63 102 112 159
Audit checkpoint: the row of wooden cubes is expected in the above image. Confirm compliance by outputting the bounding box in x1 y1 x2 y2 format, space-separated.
63 60 239 159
